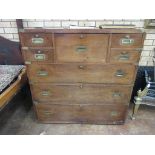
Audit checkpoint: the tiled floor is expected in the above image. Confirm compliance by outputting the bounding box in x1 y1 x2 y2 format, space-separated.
0 91 155 135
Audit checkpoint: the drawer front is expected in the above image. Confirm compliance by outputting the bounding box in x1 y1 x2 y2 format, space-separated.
22 48 54 62
27 63 136 84
20 33 53 47
110 49 141 64
31 83 132 104
35 104 128 124
55 34 109 63
111 34 143 48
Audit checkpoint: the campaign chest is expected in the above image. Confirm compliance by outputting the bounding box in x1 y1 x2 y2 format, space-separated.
19 28 145 124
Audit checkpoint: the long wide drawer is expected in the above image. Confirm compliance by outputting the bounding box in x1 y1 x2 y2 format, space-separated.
30 83 132 104
55 33 109 63
34 103 128 124
27 63 136 84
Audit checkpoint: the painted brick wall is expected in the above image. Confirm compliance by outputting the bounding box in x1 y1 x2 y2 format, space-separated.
0 19 155 66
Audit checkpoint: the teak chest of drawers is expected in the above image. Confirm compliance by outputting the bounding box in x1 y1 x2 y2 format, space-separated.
19 28 145 124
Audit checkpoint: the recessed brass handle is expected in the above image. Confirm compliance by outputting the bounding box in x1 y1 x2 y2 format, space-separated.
118 52 129 60
115 70 126 77
34 54 45 60
111 111 119 117
120 35 134 45
37 71 48 76
41 91 50 96
79 65 85 69
44 111 53 115
32 35 44 44
76 45 87 52
112 92 121 97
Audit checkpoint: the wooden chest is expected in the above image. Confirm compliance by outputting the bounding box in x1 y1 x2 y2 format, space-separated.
19 28 145 124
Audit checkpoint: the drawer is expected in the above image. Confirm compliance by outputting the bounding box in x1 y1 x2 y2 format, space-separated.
111 34 143 48
55 34 109 63
30 83 132 104
109 49 141 64
27 63 136 84
20 33 53 47
22 48 54 63
34 103 128 124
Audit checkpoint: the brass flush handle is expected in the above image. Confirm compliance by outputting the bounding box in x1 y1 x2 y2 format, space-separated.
44 111 54 115
34 54 45 60
118 52 129 60
115 70 126 77
41 90 50 96
79 65 85 69
120 35 134 45
112 92 121 97
32 34 44 44
76 45 87 52
37 70 48 76
111 111 119 117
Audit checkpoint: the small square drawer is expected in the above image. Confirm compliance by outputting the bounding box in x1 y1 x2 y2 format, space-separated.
109 49 141 64
20 33 53 47
22 48 54 63
111 34 143 48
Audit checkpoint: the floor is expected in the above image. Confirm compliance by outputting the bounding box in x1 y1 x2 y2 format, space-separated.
0 89 155 135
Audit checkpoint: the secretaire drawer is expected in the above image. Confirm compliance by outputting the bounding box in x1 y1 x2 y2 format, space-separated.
111 34 143 48
35 103 127 124
109 49 141 64
20 33 53 47
22 48 54 63
27 63 136 84
55 33 109 63
30 83 132 104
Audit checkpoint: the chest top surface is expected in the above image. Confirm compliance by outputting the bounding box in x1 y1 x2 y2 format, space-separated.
19 28 143 34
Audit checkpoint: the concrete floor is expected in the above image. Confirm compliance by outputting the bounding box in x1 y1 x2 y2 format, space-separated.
0 90 155 135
